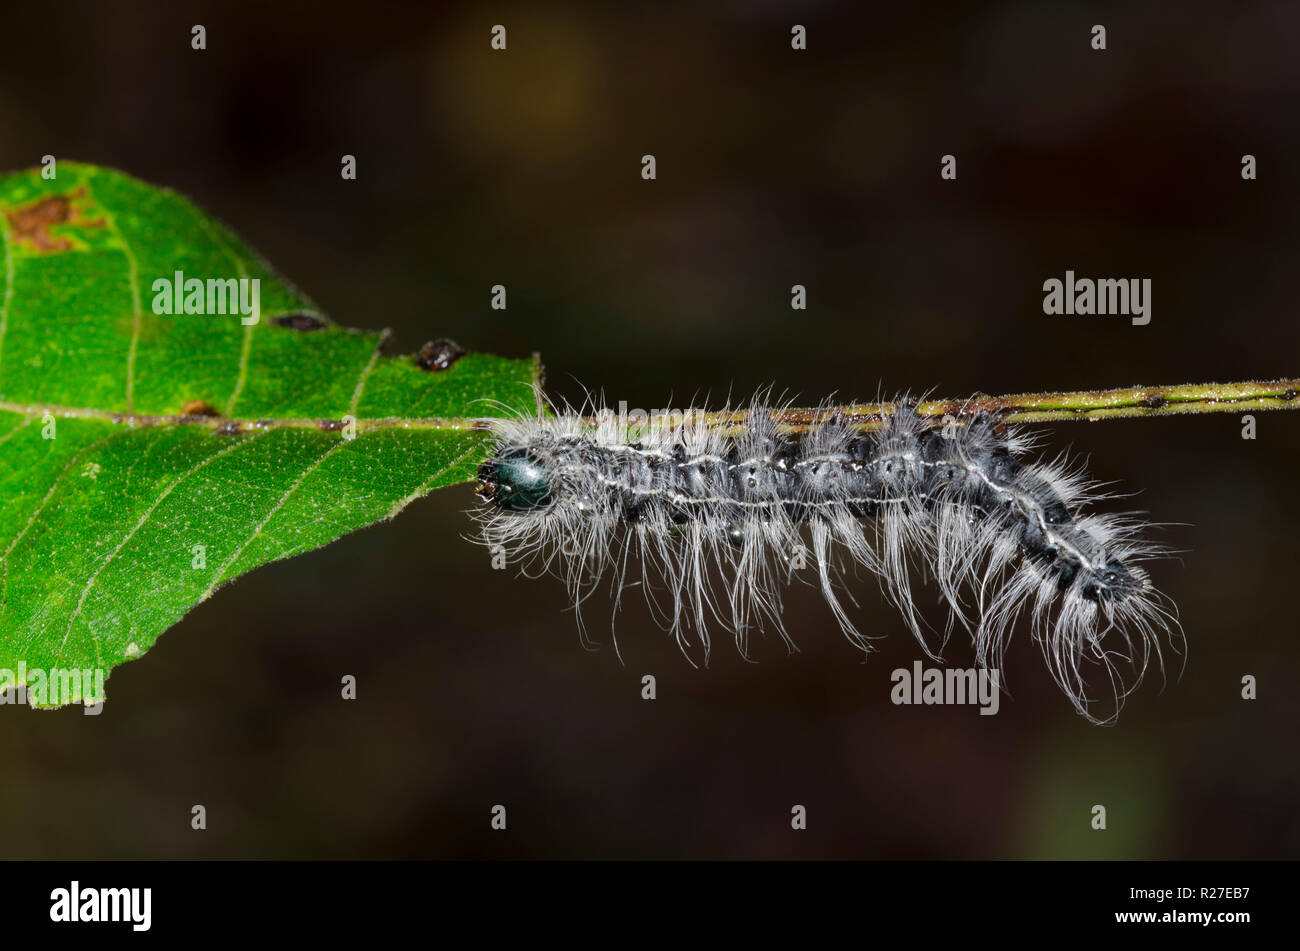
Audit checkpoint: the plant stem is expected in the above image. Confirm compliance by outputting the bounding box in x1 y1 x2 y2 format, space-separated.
661 377 1300 434
11 378 1296 437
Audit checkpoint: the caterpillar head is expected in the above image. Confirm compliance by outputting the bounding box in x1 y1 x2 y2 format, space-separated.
476 447 556 513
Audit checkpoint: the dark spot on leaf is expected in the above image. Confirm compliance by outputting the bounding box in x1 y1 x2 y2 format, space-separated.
5 186 105 253
1140 394 1168 409
318 418 345 432
181 400 220 417
416 338 465 372
273 313 327 332
214 421 242 436
1281 390 1298 402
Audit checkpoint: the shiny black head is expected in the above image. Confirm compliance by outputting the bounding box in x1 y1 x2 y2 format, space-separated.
476 448 555 513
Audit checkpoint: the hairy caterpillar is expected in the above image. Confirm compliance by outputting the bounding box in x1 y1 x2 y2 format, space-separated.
472 391 1180 723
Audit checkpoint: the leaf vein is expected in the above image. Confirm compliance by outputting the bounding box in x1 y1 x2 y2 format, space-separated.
349 329 390 417
56 431 268 668
387 444 481 519
0 414 34 450
201 436 353 601
0 217 13 381
0 429 135 619
195 215 254 415
93 186 148 413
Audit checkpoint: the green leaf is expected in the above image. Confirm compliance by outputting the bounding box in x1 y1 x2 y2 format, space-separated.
0 162 537 707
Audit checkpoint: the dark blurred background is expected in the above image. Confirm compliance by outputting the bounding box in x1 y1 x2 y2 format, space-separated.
1 0 1297 859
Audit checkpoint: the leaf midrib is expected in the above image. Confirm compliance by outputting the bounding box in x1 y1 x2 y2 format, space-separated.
0 399 491 432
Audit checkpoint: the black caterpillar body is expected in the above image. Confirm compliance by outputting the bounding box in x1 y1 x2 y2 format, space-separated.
474 394 1178 722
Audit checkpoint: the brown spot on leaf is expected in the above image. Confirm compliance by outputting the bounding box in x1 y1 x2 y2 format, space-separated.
181 400 220 417
1281 390 1298 402
5 186 105 253
273 313 327 332
318 418 345 432
214 421 243 436
416 338 465 372
1140 394 1169 409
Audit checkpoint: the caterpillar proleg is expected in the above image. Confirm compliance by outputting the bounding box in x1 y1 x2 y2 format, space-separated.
472 390 1181 723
